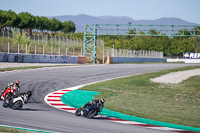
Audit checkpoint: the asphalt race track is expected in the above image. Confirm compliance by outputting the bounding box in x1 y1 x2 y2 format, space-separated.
0 63 199 133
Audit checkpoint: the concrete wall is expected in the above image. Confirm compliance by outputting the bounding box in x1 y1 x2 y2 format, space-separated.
0 53 86 64
106 56 166 64
167 58 200 63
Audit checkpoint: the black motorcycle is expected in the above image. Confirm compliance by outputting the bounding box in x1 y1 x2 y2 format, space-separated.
75 102 103 119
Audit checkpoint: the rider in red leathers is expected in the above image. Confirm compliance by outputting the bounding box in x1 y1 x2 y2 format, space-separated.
1 80 20 100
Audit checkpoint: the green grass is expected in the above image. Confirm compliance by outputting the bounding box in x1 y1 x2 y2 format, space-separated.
0 127 37 133
80 66 200 128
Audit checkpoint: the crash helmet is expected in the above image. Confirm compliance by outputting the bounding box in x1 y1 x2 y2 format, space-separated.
27 91 32 98
14 80 20 86
100 98 105 103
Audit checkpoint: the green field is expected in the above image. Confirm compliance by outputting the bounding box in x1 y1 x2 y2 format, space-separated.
80 66 200 128
0 126 37 133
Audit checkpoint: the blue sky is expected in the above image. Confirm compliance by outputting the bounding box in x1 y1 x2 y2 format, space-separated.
0 0 200 24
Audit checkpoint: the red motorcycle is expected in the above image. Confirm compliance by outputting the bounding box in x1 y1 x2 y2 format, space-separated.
1 86 16 101
1 80 20 107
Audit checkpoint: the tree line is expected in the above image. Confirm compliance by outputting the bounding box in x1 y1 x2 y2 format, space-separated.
0 10 76 34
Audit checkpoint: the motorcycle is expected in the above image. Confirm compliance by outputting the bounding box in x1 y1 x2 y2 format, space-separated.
3 91 32 110
75 102 103 119
1 85 16 101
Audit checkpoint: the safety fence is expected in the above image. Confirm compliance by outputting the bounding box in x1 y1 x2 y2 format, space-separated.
104 48 163 58
0 30 85 56
0 30 163 63
0 30 106 57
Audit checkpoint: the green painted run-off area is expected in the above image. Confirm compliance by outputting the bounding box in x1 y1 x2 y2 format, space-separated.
61 89 200 132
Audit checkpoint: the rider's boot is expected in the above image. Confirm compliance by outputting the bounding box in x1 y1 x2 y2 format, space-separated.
0 95 4 100
81 111 84 116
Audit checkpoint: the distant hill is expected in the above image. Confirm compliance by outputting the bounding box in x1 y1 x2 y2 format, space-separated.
48 14 199 32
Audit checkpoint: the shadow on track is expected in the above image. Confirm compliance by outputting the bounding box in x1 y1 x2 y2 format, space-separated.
93 116 111 120
19 108 50 111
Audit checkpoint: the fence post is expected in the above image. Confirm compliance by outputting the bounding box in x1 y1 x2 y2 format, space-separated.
51 46 53 55
59 37 61 45
26 44 27 54
8 31 10 42
18 43 20 54
38 35 39 44
142 51 144 57
35 45 37 54
46 35 48 45
42 35 44 45
66 48 68 56
43 45 45 55
8 42 10 53
34 34 35 43
112 45 115 57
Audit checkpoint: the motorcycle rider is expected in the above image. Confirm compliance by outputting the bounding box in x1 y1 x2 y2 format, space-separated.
9 91 32 107
25 91 32 101
81 98 105 116
12 91 32 102
1 80 20 100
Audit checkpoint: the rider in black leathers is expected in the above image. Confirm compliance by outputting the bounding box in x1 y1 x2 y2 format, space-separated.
82 98 105 117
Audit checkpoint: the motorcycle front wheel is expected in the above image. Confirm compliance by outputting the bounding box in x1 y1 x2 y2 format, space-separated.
12 101 23 110
75 108 82 116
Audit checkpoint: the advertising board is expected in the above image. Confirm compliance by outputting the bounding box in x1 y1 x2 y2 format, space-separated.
183 52 200 59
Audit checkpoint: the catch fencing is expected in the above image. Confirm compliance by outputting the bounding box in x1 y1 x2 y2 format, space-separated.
0 30 163 63
0 30 84 56
104 48 163 58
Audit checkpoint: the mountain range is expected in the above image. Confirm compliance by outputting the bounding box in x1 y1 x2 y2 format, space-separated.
48 14 199 32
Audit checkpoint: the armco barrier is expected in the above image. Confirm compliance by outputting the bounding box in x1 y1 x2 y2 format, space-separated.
0 52 85 64
106 56 166 64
